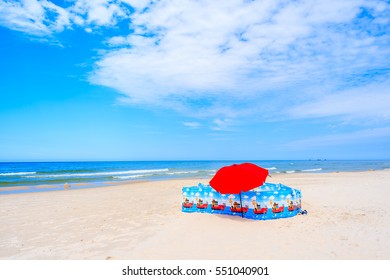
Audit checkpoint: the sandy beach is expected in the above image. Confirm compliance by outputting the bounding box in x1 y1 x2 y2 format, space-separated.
0 170 389 260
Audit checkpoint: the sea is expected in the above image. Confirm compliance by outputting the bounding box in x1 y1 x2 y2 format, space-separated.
1 160 390 190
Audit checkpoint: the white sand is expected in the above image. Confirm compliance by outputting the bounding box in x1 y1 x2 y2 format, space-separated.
0 171 389 259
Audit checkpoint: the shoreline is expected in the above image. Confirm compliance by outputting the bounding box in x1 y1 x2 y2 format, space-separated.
2 159 389 191
0 168 387 195
0 170 389 259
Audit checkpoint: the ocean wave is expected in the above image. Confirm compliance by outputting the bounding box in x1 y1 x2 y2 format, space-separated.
22 168 169 178
166 171 199 175
302 168 322 172
266 167 277 170
114 175 146 179
0 172 37 176
285 170 295 174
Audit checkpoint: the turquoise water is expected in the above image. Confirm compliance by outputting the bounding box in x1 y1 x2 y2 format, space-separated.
1 160 389 188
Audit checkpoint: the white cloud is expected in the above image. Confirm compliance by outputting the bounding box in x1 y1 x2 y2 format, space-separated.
0 0 135 35
69 0 127 27
1 0 389 127
287 80 390 120
90 0 390 122
121 0 150 10
286 126 390 149
183 122 201 129
107 35 128 46
0 0 70 35
211 118 236 131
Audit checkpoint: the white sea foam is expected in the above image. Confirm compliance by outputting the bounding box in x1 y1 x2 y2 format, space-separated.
0 172 37 176
286 170 295 174
22 169 169 178
266 167 277 170
302 168 322 172
114 175 146 179
166 171 199 175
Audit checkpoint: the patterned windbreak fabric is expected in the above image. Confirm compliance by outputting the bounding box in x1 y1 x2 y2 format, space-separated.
182 183 302 220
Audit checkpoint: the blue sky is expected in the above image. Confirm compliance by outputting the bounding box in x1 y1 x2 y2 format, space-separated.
0 0 390 161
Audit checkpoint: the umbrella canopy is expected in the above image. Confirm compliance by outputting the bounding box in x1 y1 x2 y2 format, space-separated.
209 163 268 194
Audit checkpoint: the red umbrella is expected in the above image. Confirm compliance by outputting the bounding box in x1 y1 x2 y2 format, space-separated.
210 163 268 194
209 163 269 217
239 163 269 188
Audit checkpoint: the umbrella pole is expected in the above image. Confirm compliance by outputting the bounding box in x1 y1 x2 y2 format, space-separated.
239 192 244 218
